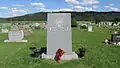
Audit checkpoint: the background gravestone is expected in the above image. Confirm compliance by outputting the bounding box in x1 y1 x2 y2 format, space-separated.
4 25 27 42
88 26 93 32
1 24 8 33
111 33 120 43
47 13 72 55
8 25 23 41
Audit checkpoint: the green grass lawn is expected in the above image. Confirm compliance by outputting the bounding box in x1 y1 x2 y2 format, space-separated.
0 26 120 68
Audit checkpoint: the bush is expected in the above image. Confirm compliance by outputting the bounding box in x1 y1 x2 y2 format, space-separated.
71 18 77 27
78 47 86 58
80 25 87 29
79 47 86 52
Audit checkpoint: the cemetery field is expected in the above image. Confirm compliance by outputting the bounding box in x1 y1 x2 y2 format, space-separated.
0 26 120 68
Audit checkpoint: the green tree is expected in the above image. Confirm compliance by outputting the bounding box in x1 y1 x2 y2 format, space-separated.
94 18 101 24
113 18 119 24
71 18 77 27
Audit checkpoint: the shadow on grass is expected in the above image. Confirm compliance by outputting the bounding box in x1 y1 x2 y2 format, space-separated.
29 47 47 58
75 48 86 58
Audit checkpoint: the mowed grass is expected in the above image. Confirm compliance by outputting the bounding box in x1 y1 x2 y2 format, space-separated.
0 26 120 68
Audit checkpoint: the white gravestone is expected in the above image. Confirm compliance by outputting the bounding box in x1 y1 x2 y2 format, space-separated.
42 13 78 60
4 25 27 42
0 24 8 33
88 26 93 32
23 25 30 29
98 23 101 27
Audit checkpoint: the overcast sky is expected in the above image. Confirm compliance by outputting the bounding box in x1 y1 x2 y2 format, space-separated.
0 0 120 18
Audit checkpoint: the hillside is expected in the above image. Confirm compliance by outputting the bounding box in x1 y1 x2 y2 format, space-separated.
4 11 120 21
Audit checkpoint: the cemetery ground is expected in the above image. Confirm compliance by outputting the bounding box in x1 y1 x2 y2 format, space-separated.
0 23 120 68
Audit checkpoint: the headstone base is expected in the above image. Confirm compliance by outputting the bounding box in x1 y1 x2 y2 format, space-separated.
0 32 8 33
1 29 8 33
4 40 28 42
88 31 94 32
41 52 78 60
0 29 8 33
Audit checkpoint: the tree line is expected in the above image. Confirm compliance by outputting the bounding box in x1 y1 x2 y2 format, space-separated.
1 11 120 22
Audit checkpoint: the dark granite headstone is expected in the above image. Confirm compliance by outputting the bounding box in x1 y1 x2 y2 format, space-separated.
111 33 120 43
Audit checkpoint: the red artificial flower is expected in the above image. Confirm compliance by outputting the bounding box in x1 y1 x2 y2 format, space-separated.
55 48 64 63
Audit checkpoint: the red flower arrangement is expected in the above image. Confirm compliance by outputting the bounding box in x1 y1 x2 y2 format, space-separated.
55 48 64 63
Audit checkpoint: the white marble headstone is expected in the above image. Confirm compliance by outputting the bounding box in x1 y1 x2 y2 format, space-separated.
4 25 27 42
88 26 93 32
1 24 8 33
8 30 24 41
